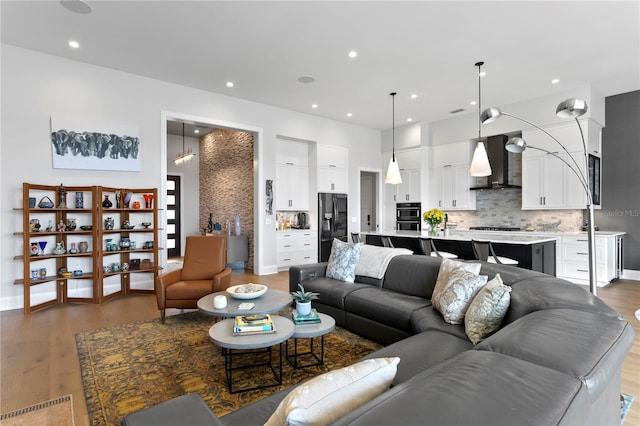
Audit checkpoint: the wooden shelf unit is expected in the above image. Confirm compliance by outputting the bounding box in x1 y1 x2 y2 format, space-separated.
15 183 160 313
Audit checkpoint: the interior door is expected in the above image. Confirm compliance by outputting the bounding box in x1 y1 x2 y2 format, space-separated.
360 173 374 232
166 175 181 258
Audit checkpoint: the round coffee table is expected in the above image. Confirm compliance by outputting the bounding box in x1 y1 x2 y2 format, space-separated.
198 288 292 318
287 312 335 368
209 315 295 393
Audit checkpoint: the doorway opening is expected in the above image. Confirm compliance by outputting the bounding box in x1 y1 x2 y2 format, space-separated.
360 170 379 233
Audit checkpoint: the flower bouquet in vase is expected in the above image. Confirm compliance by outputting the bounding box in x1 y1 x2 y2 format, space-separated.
423 208 445 236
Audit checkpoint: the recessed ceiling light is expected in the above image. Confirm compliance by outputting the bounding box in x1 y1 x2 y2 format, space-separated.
68 40 80 49
312 104 318 109
194 129 200 134
60 0 92 14
298 75 316 84
407 118 413 122
411 94 417 99
226 81 234 88
551 78 560 84
347 113 353 117
348 51 358 58
470 100 477 106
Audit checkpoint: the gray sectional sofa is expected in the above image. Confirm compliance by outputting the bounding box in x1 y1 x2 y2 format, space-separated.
125 254 634 426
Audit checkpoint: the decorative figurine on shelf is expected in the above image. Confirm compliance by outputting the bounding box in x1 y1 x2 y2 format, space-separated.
124 192 132 208
235 213 242 236
207 213 214 233
132 201 141 209
57 183 67 208
75 191 84 209
29 219 41 233
68 242 78 254
57 220 66 233
46 219 53 232
53 241 66 255
115 190 122 208
104 217 115 230
102 195 113 208
78 241 89 253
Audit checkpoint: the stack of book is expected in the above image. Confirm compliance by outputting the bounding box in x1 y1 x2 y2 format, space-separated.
233 314 276 335
292 308 321 325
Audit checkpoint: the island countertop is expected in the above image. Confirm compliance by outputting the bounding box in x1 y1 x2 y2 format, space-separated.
361 230 558 245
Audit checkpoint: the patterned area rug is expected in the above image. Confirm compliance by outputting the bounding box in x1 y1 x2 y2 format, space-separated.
0 395 74 426
621 393 634 424
75 312 381 426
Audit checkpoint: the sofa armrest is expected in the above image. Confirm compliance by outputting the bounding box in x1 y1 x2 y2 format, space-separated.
122 393 223 426
289 263 328 291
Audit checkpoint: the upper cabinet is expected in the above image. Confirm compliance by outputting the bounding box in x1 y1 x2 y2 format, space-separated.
276 139 310 210
427 142 476 210
520 120 601 210
317 145 348 193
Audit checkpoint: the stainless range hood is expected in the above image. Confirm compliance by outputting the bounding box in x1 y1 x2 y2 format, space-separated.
470 134 522 190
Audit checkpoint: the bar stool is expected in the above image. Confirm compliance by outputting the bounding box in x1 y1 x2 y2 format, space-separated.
471 240 518 265
418 237 457 259
351 233 362 243
380 236 394 248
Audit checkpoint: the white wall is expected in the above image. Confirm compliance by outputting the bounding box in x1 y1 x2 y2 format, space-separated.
0 45 381 311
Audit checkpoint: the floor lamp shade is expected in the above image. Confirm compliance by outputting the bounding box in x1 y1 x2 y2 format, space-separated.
469 141 491 176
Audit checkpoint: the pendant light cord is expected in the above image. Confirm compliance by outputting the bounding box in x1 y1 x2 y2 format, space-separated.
475 61 484 140
390 92 397 160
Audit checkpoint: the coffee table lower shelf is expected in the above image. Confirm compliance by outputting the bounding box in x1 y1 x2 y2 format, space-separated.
208 315 295 393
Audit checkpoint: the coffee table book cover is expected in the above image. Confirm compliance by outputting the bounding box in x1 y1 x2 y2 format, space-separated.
292 308 321 324
233 314 276 335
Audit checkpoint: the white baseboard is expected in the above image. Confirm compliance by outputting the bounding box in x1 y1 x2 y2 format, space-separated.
621 269 640 281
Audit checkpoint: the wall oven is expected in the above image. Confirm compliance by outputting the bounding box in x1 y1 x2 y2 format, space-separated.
396 202 421 231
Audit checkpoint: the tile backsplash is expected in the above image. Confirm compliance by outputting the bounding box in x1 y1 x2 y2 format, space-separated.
446 188 583 232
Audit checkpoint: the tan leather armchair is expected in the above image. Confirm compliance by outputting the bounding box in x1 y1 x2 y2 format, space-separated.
155 235 232 322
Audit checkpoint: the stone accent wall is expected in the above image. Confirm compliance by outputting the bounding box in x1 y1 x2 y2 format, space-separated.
447 188 583 232
200 129 254 270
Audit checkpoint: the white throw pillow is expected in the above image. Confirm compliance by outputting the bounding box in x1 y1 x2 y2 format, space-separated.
433 269 488 324
431 258 482 304
325 239 363 282
264 357 400 426
465 274 512 344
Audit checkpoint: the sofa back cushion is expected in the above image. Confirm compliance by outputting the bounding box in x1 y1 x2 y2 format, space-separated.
382 255 441 298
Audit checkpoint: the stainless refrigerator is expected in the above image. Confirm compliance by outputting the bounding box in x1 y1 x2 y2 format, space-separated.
318 192 348 262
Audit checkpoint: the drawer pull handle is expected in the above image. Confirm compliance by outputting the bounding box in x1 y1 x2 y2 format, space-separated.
577 239 588 242
284 258 291 261
577 252 588 255
577 269 588 272
284 245 292 248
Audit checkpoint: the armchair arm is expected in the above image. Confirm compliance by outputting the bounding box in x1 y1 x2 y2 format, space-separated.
154 268 182 310
212 267 232 293
289 263 328 292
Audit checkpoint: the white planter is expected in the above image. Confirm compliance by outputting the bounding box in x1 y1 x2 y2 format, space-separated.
296 301 312 316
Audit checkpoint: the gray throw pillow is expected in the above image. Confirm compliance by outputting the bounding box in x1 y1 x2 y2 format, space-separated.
465 274 512 344
433 269 488 325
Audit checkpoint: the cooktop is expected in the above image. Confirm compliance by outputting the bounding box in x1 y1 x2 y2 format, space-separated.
469 226 522 232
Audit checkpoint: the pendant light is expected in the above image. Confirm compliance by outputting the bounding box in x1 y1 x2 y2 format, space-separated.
469 61 492 177
174 122 196 165
385 92 402 184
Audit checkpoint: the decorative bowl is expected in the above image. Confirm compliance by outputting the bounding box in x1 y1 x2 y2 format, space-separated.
226 283 268 300
141 222 152 229
61 271 73 278
122 225 135 230
80 225 93 231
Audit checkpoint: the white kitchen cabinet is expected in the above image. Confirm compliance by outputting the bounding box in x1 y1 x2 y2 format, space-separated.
427 142 476 211
277 230 317 269
522 150 588 210
557 234 620 286
317 145 348 193
429 165 476 210
276 163 309 210
398 169 421 202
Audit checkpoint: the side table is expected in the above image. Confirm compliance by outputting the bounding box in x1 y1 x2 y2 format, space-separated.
286 313 335 368
209 315 295 393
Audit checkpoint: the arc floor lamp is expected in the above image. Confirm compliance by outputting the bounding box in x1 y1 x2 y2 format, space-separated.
480 98 598 295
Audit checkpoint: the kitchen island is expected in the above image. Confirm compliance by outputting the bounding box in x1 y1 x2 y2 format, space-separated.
362 230 557 275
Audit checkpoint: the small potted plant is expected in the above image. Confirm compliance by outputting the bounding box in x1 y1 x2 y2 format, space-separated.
290 283 319 316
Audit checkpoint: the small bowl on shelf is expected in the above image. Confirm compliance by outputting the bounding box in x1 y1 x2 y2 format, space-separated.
80 225 93 231
61 271 73 278
122 225 135 230
141 222 152 229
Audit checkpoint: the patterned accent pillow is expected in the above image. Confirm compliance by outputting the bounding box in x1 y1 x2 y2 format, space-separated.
465 274 512 344
326 239 364 282
433 269 488 325
265 357 400 426
432 258 482 303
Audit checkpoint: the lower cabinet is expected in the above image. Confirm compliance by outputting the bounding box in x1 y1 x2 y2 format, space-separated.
557 234 620 286
277 230 317 269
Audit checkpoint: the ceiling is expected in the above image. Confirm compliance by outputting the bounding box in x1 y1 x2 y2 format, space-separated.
2 1 639 131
